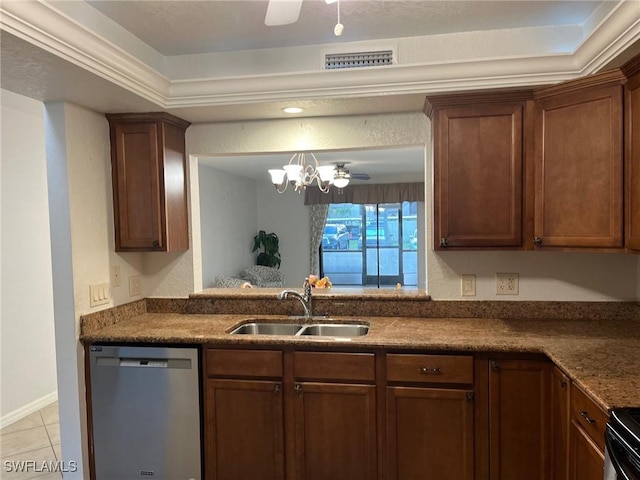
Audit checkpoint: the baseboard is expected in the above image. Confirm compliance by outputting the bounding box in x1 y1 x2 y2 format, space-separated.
0 391 58 429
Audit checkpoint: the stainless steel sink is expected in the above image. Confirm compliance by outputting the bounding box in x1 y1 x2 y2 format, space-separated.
229 321 369 338
298 324 369 337
229 323 302 335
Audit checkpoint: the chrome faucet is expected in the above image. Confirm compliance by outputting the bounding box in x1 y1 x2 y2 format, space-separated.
278 278 313 318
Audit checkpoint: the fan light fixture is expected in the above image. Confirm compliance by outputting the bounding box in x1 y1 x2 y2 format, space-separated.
268 153 349 194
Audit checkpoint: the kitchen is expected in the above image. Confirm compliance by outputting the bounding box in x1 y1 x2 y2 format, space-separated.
2 1 640 479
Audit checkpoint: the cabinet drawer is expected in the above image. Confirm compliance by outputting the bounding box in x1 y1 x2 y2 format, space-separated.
293 352 375 382
386 354 473 384
206 349 283 378
570 383 608 451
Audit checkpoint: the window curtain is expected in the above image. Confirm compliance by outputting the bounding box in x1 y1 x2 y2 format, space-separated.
304 182 424 205
308 204 329 276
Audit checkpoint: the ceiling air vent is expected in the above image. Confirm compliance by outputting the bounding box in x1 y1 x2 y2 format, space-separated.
324 50 394 70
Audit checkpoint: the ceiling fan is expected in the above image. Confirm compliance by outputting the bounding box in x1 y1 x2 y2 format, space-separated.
264 0 303 26
334 163 371 182
265 0 344 35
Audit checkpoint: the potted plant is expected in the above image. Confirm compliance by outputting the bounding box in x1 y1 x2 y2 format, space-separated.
252 230 281 268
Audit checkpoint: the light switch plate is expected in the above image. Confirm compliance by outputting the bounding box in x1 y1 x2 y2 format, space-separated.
111 265 121 287
461 274 476 296
129 275 142 297
90 283 110 307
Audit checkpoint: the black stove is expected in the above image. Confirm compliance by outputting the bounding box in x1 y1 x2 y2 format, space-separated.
605 408 640 480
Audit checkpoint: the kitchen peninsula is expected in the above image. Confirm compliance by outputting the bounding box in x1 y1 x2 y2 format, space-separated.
81 290 640 480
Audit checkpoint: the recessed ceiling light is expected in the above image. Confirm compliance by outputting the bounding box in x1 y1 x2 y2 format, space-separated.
282 107 304 114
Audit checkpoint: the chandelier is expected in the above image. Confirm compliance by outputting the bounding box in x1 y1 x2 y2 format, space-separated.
268 153 350 194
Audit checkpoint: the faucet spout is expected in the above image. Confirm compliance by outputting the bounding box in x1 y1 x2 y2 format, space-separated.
278 278 313 318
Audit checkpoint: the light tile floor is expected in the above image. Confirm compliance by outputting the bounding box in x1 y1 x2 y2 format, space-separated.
0 402 62 479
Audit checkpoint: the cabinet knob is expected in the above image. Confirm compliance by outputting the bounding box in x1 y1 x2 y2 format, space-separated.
419 367 441 375
466 391 474 401
560 381 568 389
152 240 160 248
294 384 303 395
273 384 281 394
580 410 596 424
533 237 542 246
440 238 449 248
490 360 500 371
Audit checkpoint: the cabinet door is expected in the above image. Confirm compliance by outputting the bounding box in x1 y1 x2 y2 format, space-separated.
568 420 605 480
111 122 163 250
551 367 570 480
488 359 551 480
434 104 524 248
534 84 623 248
626 68 640 250
293 382 377 480
206 379 285 480
387 387 474 480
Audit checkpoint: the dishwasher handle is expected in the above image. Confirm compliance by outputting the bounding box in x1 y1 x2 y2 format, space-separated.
95 356 192 369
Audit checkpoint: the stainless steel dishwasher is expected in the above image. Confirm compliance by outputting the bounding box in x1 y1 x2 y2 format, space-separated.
89 345 202 480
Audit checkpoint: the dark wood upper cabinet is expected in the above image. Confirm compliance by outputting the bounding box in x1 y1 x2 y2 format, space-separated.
426 92 532 249
623 55 640 251
533 71 625 249
107 112 190 252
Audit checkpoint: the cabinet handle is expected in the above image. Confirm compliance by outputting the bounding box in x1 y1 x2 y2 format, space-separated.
273 384 281 394
533 237 542 246
419 367 441 375
560 381 568 389
490 360 500 371
466 391 474 401
294 384 303 395
152 240 160 248
580 410 596 424
440 238 449 248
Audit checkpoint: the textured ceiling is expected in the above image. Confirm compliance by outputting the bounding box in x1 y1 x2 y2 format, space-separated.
86 0 602 55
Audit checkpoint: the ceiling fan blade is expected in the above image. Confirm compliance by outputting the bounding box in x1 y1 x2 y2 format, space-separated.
350 173 371 180
265 0 303 26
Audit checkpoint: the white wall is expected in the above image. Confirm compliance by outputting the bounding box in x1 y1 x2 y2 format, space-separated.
0 90 58 424
199 164 258 286
255 181 310 286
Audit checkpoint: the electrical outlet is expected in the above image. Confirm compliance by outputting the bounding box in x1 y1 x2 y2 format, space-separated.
461 274 476 296
112 265 121 287
496 273 519 295
129 275 142 297
90 283 110 307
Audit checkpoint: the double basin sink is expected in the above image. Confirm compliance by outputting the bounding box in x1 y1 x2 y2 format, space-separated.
229 320 369 338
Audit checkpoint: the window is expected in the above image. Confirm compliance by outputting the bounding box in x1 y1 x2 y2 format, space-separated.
320 202 418 287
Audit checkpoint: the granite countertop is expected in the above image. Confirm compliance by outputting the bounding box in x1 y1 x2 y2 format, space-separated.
81 311 640 411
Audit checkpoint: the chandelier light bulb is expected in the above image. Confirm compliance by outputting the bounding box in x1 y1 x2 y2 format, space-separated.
334 23 344 36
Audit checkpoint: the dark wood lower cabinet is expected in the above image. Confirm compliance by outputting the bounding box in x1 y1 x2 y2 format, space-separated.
386 387 474 480
293 382 377 480
551 366 570 480
488 359 551 480
203 348 608 480
206 379 285 480
569 420 605 480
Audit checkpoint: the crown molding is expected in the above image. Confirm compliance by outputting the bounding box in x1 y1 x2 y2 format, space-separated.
0 1 170 106
1 0 639 110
